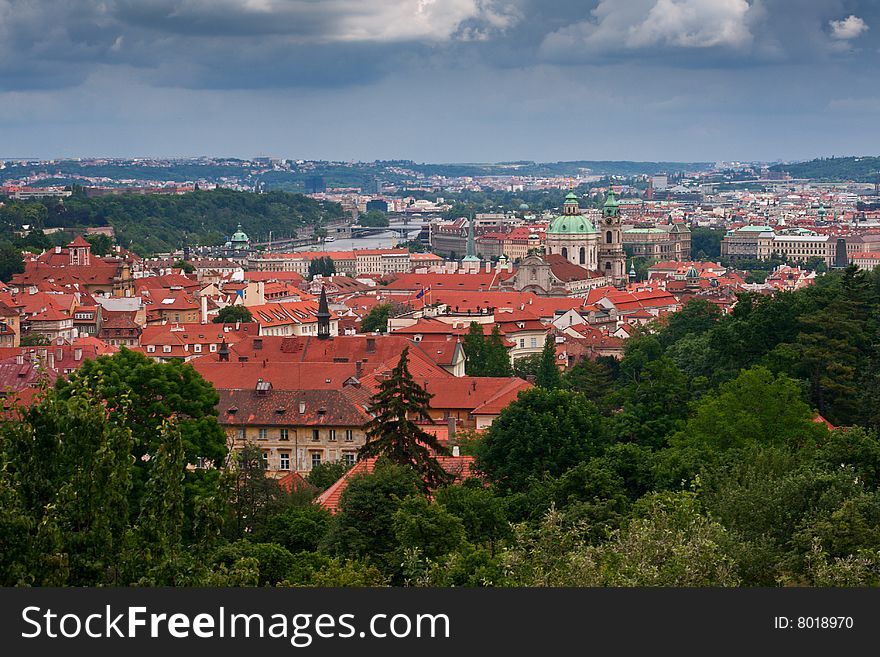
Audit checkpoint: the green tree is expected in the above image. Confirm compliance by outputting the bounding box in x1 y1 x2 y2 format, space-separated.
20 334 51 347
86 233 113 256
306 460 351 491
660 366 828 485
225 444 290 540
0 240 24 281
174 259 195 274
359 347 451 490
462 322 486 375
512 353 541 379
476 387 607 492
565 357 615 411
535 334 562 389
320 460 422 573
307 256 336 280
434 480 510 549
361 303 399 333
213 305 253 324
398 240 426 253
359 210 389 228
392 495 466 562
0 390 133 585
657 298 722 349
256 506 332 554
484 325 512 376
55 350 228 522
689 227 724 259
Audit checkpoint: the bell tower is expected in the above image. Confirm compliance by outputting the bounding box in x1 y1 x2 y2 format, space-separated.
598 189 627 288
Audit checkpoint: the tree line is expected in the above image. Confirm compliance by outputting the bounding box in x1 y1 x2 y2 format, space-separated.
0 188 344 256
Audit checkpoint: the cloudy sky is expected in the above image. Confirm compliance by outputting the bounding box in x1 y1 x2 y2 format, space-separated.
1 0 878 163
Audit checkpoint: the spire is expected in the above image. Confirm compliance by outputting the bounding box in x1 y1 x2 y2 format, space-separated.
463 214 480 263
317 285 331 340
603 188 620 218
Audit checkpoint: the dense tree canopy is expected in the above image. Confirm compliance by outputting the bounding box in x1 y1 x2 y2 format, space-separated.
213 305 253 324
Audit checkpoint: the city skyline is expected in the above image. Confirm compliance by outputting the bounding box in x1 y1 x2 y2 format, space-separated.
1 1 879 162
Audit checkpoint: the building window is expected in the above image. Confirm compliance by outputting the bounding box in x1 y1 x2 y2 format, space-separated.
345 429 353 442
530 337 537 348
261 451 269 469
280 452 290 471
236 428 245 441
312 429 320 442
194 344 202 353
343 452 356 466
163 345 172 353
579 247 586 265
561 247 568 259
329 429 337 442
210 344 217 352
258 428 268 440
147 345 155 353
519 338 525 348
606 231 612 244
311 452 322 469
280 428 289 441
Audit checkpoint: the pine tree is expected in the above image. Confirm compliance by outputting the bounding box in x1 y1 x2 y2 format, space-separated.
484 325 513 377
463 322 486 376
535 334 562 389
360 347 451 490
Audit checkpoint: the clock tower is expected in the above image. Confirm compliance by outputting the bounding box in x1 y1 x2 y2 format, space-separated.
598 189 627 288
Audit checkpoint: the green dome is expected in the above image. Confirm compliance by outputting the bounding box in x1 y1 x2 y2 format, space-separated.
547 214 597 235
230 223 249 243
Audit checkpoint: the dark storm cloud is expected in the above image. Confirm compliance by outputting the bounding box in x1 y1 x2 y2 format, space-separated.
1 0 879 161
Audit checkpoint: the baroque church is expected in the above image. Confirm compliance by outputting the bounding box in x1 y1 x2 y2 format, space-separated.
501 190 628 296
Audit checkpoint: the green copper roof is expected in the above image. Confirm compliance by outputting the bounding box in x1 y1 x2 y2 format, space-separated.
230 223 249 242
547 214 598 235
736 225 774 232
565 191 579 202
624 228 666 234
603 189 620 218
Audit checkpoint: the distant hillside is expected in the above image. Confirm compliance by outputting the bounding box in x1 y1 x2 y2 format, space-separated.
769 156 880 182
0 188 343 255
404 160 714 178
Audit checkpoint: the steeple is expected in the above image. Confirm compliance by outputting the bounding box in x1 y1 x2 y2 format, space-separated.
603 189 620 218
463 213 480 266
317 285 331 340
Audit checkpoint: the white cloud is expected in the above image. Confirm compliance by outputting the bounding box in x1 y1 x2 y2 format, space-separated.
541 0 756 59
333 0 521 43
830 15 868 41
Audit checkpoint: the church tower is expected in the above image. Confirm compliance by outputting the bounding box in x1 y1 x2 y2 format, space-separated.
68 235 92 266
597 189 627 288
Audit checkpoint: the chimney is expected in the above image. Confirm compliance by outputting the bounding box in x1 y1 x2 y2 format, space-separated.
355 360 363 378
452 445 460 457
366 337 376 354
200 295 209 324
299 401 306 414
447 415 456 441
